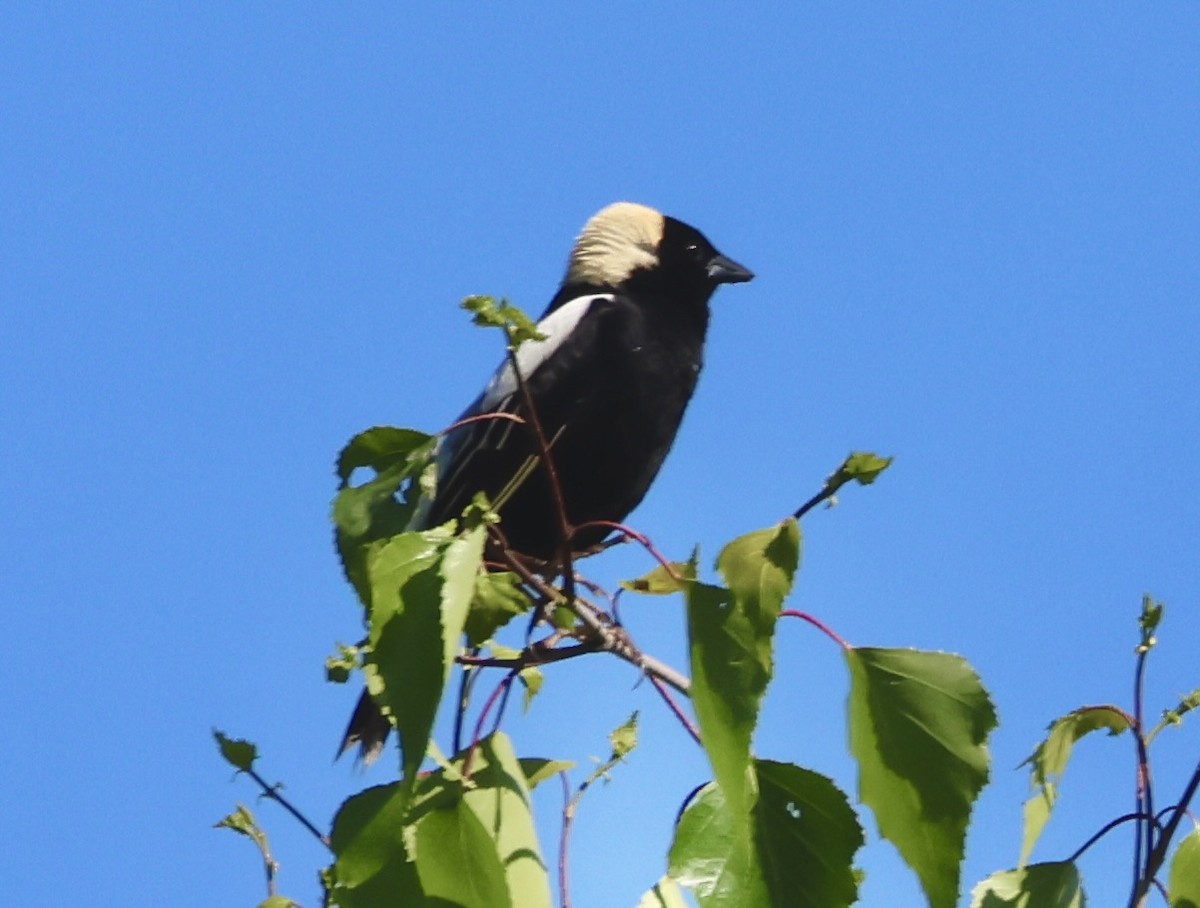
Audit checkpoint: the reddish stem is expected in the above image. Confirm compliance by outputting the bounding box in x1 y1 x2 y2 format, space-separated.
442 411 526 434
649 674 701 745
780 609 851 650
573 519 681 579
462 672 518 778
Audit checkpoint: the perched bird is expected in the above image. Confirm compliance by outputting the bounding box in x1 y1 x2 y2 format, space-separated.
339 201 753 762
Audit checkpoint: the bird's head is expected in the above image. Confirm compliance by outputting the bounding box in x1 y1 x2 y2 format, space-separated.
561 202 753 305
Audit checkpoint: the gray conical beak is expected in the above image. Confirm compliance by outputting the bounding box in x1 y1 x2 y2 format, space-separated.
706 253 754 284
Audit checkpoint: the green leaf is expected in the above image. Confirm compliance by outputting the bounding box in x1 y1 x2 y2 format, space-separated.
457 734 551 908
969 861 1085 907
257 898 298 908
364 525 485 785
517 758 576 790
846 647 997 908
687 521 800 825
815 452 894 506
519 666 543 712
716 520 801 627
576 712 640 791
461 295 545 347
410 733 552 908
1158 688 1200 734
668 779 769 907
1139 592 1164 642
638 876 689 908
332 431 439 613
838 451 893 485
361 530 450 784
414 799 512 908
1170 827 1200 908
464 571 533 646
214 803 263 843
439 526 487 670
213 730 257 773
332 429 436 540
336 426 436 484
609 711 639 759
550 604 576 630
329 782 424 907
1019 706 1132 866
685 582 748 808
621 562 690 595
754 760 864 908
325 642 360 684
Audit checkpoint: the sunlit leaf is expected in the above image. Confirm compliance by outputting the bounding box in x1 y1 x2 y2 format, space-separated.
335 426 435 484
1138 592 1164 641
621 562 690 595
414 799 512 908
325 642 360 684
754 760 863 907
638 876 689 908
332 429 436 540
465 570 533 646
1019 706 1131 866
1169 827 1200 908
357 523 483 786
214 803 261 842
520 666 543 712
838 451 893 485
969 861 1085 907
361 530 450 784
461 295 545 347
687 521 800 826
213 730 258 773
409 733 551 908
847 647 996 908
1158 688 1200 733
609 711 639 760
439 526 487 672
329 782 423 907
518 758 576 790
668 779 768 907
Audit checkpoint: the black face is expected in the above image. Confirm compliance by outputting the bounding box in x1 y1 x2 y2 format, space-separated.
645 217 754 301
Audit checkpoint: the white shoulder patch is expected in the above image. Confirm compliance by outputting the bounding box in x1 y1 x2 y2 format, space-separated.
480 294 613 410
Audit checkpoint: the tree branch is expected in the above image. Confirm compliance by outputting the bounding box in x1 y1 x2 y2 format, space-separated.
245 768 331 850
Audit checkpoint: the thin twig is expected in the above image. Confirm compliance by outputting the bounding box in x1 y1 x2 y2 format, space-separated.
793 485 837 521
246 768 331 850
1130 643 1154 901
1132 757 1200 905
558 771 573 908
1067 812 1149 863
649 674 701 745
491 673 517 736
452 651 482 755
499 540 692 695
572 519 682 580
442 411 527 434
463 671 519 778
457 640 602 670
781 609 852 650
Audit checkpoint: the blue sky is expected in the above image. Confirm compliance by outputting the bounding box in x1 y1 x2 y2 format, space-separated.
3 5 1198 906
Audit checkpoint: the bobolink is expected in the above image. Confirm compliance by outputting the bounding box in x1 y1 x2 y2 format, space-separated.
340 201 752 762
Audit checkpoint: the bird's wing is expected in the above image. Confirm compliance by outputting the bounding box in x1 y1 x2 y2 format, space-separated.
425 293 616 525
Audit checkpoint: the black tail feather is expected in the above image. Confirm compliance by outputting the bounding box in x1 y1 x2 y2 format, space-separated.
336 688 391 766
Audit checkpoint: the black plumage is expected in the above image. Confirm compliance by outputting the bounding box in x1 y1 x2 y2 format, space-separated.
340 202 752 762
